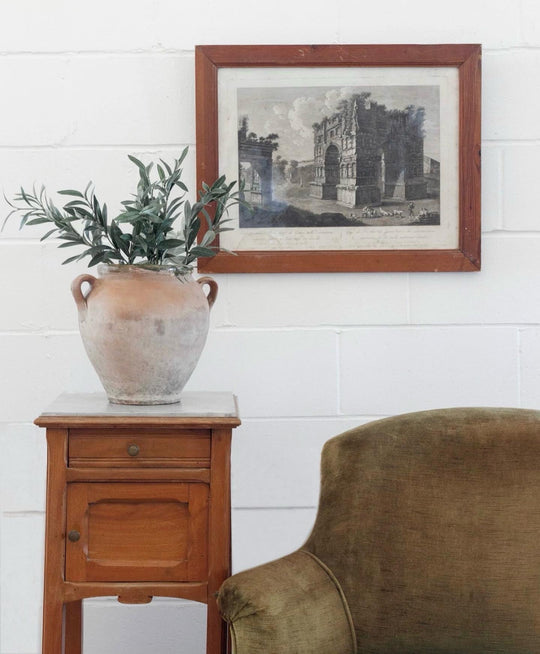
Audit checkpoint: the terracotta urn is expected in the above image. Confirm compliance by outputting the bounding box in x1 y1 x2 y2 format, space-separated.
71 264 218 405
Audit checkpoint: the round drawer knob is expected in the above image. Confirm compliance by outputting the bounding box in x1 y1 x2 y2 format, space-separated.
127 443 140 457
68 530 80 543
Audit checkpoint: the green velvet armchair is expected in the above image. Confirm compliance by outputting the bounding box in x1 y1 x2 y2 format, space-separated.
218 407 540 653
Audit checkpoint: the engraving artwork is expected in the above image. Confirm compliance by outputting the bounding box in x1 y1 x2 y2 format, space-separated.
237 86 440 229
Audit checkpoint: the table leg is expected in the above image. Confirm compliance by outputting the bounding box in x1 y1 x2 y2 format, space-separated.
42 595 64 654
207 428 232 654
43 428 69 653
206 593 228 654
64 600 83 654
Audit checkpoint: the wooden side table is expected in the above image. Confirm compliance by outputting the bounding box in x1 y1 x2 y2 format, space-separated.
35 392 240 654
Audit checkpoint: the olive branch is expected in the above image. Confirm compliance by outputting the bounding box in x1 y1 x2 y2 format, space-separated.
3 147 246 272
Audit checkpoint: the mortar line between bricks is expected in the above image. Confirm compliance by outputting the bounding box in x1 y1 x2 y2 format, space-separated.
0 49 197 58
518 0 526 44
5 231 540 247
0 325 537 337
483 139 540 145
497 149 505 229
209 324 535 331
335 331 342 416
0 415 387 425
1 46 540 57
2 140 540 150
484 45 540 53
238 415 387 422
517 327 524 408
0 143 195 151
0 236 529 247
406 272 411 325
0 330 80 336
483 232 540 239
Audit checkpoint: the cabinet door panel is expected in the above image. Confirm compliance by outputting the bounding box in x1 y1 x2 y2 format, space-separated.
66 483 208 582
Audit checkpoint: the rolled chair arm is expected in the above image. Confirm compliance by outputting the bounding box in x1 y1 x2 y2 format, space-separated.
218 549 357 654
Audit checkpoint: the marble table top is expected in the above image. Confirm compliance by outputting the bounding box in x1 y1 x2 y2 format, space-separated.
40 391 239 418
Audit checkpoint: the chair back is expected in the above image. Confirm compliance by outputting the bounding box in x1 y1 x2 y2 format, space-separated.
304 408 540 653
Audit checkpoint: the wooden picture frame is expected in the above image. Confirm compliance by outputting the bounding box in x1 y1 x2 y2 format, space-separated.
195 44 481 273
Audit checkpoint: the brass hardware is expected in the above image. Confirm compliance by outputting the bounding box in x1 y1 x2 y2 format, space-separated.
68 530 80 542
127 443 140 457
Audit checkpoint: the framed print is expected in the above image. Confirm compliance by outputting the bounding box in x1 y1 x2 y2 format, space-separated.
195 44 481 273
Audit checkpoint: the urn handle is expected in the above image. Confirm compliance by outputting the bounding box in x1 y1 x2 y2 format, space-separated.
197 276 218 309
71 274 97 314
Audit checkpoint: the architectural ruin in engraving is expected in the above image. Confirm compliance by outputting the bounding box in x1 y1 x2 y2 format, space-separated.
310 93 428 207
237 118 275 207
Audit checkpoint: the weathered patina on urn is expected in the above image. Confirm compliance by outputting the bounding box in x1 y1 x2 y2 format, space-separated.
71 264 217 405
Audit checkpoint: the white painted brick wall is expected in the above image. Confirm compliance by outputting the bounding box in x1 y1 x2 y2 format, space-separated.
480 145 503 231
187 329 339 417
336 0 523 48
522 0 540 45
231 418 368 508
519 327 540 408
0 147 197 240
340 326 520 415
409 236 540 324
83 599 207 654
232 507 318 572
502 145 540 230
1 0 539 652
483 50 540 140
224 272 410 326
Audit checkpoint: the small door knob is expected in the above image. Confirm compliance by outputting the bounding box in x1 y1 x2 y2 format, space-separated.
127 443 140 457
68 530 80 542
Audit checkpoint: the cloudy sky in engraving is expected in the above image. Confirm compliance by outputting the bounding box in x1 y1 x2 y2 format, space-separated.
237 85 440 162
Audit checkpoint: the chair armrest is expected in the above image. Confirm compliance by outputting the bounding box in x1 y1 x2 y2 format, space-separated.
218 549 357 654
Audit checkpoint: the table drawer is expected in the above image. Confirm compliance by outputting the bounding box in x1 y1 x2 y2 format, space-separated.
68 429 211 468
